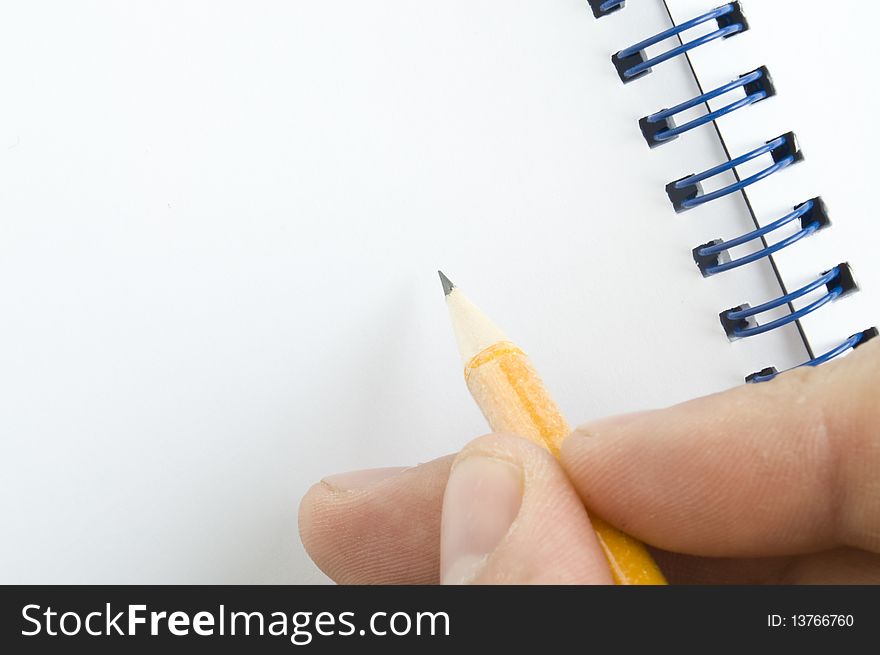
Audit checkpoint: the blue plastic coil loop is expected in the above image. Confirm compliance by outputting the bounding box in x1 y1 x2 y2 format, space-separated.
589 0 625 19
694 198 829 276
747 328 879 383
613 3 747 82
721 267 848 340
642 68 774 146
667 134 801 212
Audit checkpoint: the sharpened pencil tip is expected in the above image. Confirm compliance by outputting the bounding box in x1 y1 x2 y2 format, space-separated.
438 270 455 296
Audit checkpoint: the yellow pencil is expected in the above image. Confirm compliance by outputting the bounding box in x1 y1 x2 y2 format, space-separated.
439 272 666 585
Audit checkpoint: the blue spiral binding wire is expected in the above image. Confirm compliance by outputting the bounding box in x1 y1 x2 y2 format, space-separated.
599 3 863 378
721 266 853 340
667 133 801 212
747 328 879 383
641 68 774 146
613 3 747 82
694 198 830 276
589 0 625 18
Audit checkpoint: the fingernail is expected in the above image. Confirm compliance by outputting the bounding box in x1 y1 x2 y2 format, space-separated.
322 467 407 491
575 410 655 438
440 456 522 585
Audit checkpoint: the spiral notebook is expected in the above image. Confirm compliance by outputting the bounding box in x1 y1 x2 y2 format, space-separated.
0 1 876 584
598 0 879 377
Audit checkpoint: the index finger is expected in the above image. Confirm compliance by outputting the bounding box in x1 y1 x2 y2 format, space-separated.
560 339 880 557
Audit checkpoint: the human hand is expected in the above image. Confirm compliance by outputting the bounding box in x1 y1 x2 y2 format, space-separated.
299 339 880 584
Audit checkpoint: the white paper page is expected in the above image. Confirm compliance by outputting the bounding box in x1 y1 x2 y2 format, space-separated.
665 0 880 361
0 1 805 583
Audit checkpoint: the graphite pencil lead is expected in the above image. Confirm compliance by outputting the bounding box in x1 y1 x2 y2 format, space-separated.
438 270 455 297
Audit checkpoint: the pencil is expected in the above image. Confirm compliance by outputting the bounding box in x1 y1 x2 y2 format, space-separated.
439 271 666 585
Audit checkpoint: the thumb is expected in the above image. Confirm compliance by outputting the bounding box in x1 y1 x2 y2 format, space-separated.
560 338 880 557
440 433 614 584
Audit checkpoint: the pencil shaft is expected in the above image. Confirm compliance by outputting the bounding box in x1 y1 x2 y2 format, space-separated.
465 342 666 585
465 343 568 455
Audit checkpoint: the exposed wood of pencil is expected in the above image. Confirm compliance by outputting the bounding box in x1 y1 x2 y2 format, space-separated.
443 276 666 585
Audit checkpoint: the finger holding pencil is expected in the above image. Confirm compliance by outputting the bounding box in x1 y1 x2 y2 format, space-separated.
439 271 666 585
